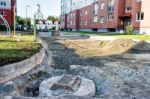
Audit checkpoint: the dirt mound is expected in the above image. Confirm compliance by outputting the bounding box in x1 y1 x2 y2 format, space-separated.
60 38 138 57
104 38 137 53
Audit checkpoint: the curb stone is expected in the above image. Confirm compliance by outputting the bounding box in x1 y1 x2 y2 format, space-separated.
0 39 46 83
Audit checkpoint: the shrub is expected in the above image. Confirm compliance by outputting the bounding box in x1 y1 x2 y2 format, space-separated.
126 25 133 35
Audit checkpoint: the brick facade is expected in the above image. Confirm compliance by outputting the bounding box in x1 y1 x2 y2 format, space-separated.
61 0 150 34
0 0 16 26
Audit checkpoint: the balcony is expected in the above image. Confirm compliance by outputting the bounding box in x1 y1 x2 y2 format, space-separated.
119 13 132 19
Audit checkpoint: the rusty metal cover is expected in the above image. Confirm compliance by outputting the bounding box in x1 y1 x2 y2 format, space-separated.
50 75 81 92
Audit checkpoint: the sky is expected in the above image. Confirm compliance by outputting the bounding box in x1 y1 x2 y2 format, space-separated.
17 0 61 19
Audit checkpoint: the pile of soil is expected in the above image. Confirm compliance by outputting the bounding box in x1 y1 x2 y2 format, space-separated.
60 38 139 57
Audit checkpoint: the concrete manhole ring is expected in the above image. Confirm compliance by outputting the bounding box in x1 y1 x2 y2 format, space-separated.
39 74 95 97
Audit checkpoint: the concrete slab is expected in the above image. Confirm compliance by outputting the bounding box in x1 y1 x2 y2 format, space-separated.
38 32 52 37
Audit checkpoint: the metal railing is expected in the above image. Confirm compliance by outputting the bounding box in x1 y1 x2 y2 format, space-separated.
0 15 11 36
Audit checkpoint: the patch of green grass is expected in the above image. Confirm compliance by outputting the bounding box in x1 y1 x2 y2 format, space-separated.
0 35 42 67
65 31 150 41
110 35 150 41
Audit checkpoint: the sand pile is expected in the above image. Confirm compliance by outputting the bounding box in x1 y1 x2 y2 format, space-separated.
60 38 139 57
105 38 137 53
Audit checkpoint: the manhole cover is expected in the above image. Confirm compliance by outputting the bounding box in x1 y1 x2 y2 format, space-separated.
39 75 95 97
50 75 81 92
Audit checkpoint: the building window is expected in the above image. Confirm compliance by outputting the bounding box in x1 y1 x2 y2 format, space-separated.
80 21 83 25
94 2 98 10
125 7 131 12
101 2 105 10
100 16 104 23
84 20 87 25
93 16 98 22
0 11 6 16
73 21 75 26
1 2 3 6
1 20 5 25
93 10 98 15
80 10 83 16
71 13 73 19
70 21 72 25
4 2 6 6
137 0 142 2
136 12 144 21
108 13 114 21
0 1 6 6
94 0 98 3
93 2 98 15
108 0 114 12
85 9 88 15
73 13 75 17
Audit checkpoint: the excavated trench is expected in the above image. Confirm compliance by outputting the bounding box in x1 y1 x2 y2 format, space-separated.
1 35 150 99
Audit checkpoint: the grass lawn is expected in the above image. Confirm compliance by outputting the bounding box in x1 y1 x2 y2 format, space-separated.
66 31 150 41
0 35 42 67
110 35 150 41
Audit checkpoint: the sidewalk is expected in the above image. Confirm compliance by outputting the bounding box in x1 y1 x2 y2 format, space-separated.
90 35 117 40
90 35 150 43
38 32 52 37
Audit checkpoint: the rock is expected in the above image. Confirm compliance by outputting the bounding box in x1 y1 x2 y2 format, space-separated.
51 69 68 76
0 81 19 96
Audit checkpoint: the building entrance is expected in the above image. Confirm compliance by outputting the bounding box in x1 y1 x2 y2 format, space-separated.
124 19 131 30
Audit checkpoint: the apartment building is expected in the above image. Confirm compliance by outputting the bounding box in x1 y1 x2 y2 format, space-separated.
0 0 16 27
61 0 150 34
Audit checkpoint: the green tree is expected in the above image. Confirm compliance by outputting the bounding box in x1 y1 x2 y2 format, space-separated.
25 18 31 29
16 16 31 30
55 16 61 23
47 16 55 21
16 16 25 26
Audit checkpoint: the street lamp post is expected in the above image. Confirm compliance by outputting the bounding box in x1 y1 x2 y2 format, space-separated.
14 6 16 36
25 5 30 31
33 15 37 40
25 5 30 19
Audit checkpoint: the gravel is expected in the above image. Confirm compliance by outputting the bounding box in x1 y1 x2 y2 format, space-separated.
0 33 150 99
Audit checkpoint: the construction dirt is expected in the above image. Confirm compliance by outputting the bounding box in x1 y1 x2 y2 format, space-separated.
1 33 150 99
59 38 147 57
